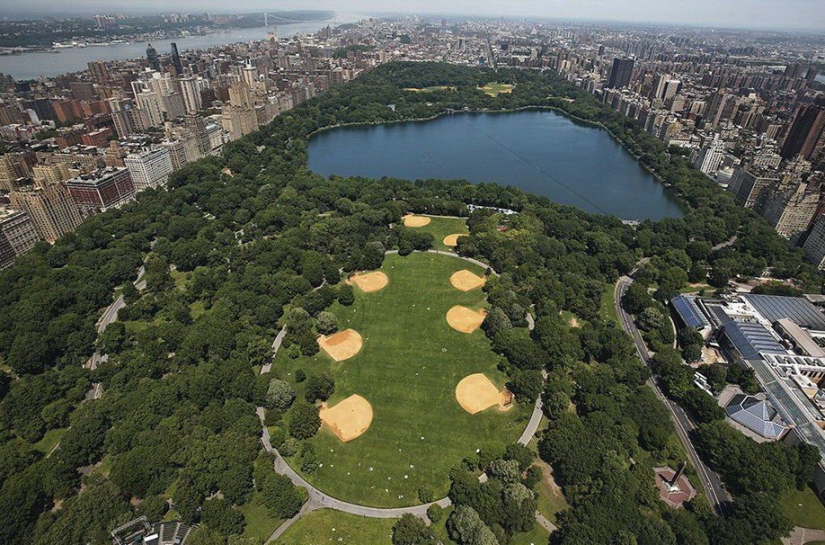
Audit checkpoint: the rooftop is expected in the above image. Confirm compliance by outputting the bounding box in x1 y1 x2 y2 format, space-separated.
742 294 825 331
725 393 787 440
721 321 787 361
671 294 711 329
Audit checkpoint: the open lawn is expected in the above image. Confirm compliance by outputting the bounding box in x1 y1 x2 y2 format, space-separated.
479 83 515 97
34 427 66 455
238 492 284 542
403 85 456 93
600 282 618 323
782 485 825 530
276 509 394 545
273 252 526 507
534 460 569 523
403 215 470 252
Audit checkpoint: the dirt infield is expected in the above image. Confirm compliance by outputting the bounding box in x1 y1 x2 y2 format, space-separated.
347 271 389 293
455 373 513 414
402 214 431 227
446 306 487 334
320 394 373 442
450 269 486 292
318 329 363 362
443 233 469 247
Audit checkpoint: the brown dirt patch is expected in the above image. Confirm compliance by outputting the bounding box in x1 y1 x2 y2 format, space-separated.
569 316 580 328
317 329 363 362
347 271 389 293
446 306 487 334
320 394 373 442
403 214 431 227
450 269 486 292
443 233 469 247
455 373 512 414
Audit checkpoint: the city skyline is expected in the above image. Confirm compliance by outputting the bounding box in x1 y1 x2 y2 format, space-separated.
0 0 824 31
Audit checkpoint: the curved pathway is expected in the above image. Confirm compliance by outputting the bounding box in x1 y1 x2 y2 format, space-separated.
385 248 497 276
260 249 547 542
782 526 825 545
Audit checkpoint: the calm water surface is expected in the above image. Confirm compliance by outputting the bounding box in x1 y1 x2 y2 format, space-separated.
308 110 684 220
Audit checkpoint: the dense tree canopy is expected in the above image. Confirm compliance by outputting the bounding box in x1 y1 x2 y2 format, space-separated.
0 61 820 544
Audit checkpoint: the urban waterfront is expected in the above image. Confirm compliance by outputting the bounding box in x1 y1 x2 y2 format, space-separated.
309 110 684 221
0 14 364 80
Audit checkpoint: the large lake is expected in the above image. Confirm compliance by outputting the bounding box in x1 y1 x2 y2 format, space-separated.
308 110 684 221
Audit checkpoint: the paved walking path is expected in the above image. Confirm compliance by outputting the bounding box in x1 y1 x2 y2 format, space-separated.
535 512 558 533
260 326 286 374
782 526 825 545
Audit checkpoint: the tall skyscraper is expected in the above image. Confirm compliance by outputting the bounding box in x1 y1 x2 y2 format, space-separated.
88 61 111 85
780 99 825 160
0 209 38 269
171 42 183 74
607 58 634 89
125 148 174 190
178 77 203 114
146 44 160 71
9 184 82 243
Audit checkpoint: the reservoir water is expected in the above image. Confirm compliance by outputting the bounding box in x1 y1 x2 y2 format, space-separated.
308 110 684 221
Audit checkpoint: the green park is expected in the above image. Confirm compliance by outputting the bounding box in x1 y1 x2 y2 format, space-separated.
267 249 528 506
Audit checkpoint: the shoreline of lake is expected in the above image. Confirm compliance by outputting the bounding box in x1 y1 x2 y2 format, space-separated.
307 109 684 221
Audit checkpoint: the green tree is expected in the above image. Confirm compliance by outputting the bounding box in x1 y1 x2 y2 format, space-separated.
316 311 339 334
304 373 335 403
392 513 435 545
288 401 321 439
201 498 245 535
266 379 296 412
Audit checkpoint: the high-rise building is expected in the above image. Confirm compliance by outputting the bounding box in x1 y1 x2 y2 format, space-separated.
0 154 32 191
66 168 136 215
135 91 165 127
606 58 634 89
146 44 160 71
780 99 825 160
693 139 725 175
185 115 212 156
727 166 779 208
803 216 825 270
0 209 39 270
32 163 71 188
179 77 203 114
229 80 254 108
88 61 111 85
9 184 82 243
69 81 96 101
171 42 183 74
125 148 173 190
756 182 820 241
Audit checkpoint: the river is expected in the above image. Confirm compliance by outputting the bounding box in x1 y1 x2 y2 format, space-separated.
0 12 367 80
308 110 684 221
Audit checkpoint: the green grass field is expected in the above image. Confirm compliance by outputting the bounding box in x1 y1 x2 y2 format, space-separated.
238 492 284 542
277 509 394 545
403 86 457 93
782 485 825 530
278 507 550 545
34 427 66 455
479 83 515 97
406 215 470 252
273 252 527 507
600 282 618 323
534 460 569 523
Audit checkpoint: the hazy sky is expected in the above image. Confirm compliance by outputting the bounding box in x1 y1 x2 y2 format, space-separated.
3 0 823 31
